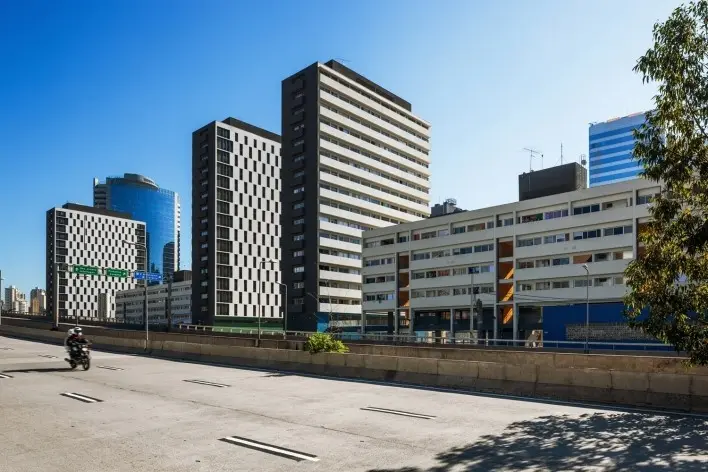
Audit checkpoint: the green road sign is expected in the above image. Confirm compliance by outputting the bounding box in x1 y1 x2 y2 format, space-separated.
72 265 99 276
106 268 128 278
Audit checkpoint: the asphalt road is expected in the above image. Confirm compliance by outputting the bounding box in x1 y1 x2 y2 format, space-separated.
2 336 708 472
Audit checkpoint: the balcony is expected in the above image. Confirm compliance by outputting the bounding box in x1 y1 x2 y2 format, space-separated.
319 236 361 254
515 258 630 281
409 253 495 272
363 299 396 311
320 269 361 284
320 303 362 315
318 287 362 299
319 253 362 269
363 281 396 293
410 272 495 290
362 263 396 276
320 138 430 190
319 74 430 140
319 171 429 215
515 233 634 260
320 155 429 203
319 203 390 230
319 88 431 152
319 188 420 224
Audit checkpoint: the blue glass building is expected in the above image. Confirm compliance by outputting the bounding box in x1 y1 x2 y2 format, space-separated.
588 112 647 187
93 174 180 282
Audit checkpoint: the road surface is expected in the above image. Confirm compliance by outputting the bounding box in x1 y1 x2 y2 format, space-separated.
1 336 707 471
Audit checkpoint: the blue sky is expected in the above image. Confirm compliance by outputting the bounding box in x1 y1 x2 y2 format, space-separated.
0 0 681 295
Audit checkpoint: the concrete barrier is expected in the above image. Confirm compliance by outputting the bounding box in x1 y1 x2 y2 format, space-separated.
2 323 708 412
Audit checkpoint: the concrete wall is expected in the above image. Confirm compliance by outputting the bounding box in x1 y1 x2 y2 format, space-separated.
2 323 708 413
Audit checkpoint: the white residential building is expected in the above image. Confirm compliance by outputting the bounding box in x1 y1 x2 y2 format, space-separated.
191 118 282 326
46 203 144 320
281 60 431 331
5 286 28 313
115 280 191 326
361 178 660 341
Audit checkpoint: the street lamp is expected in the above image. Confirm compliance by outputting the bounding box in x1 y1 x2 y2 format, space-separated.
582 263 590 354
258 259 279 343
276 282 288 336
123 240 149 349
0 269 4 326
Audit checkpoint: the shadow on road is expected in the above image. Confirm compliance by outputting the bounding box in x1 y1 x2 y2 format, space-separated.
3 367 74 373
369 412 708 472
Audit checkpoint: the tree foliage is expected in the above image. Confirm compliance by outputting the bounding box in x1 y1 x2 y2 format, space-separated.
625 0 708 364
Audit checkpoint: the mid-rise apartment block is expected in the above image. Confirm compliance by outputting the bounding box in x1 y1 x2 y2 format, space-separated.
589 112 647 187
116 279 191 326
191 118 282 327
4 286 27 313
281 60 431 331
46 203 144 320
361 179 660 343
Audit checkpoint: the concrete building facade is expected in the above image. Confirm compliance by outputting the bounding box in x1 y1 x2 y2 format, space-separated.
281 60 431 331
46 203 144 320
5 286 27 313
589 112 647 187
361 178 660 341
29 287 46 314
191 118 282 327
115 280 191 326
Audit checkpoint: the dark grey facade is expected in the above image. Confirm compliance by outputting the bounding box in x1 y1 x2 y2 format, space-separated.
281 63 321 331
518 162 588 202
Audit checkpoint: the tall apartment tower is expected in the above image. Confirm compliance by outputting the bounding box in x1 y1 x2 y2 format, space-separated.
46 203 144 320
281 60 431 331
191 118 282 327
589 112 647 187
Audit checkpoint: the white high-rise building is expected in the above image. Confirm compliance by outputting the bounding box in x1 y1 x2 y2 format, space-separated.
281 60 431 331
46 203 144 320
191 118 282 327
5 286 27 313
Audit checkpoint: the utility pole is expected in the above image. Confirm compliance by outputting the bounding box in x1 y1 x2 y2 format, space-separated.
166 276 173 332
0 269 4 326
469 270 475 341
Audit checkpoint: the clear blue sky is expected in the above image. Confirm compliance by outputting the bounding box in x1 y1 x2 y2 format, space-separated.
0 0 681 295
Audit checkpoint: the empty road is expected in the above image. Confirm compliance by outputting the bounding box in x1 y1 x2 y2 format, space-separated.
2 336 708 471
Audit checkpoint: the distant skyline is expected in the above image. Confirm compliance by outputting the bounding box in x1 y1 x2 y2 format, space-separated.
0 0 682 293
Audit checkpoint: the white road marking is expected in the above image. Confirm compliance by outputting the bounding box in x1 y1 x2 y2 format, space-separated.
60 392 103 403
220 436 319 462
361 406 435 419
183 379 230 388
0 373 12 379
97 365 124 371
38 355 58 359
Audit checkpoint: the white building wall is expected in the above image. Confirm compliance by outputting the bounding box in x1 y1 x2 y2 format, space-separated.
208 121 282 320
50 206 143 320
116 280 191 325
314 64 431 317
361 178 661 338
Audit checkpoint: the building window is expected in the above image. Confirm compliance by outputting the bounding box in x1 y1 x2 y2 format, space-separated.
293 266 305 273
293 282 305 289
293 218 305 225
293 250 304 257
293 297 304 305
293 186 305 194
293 234 304 241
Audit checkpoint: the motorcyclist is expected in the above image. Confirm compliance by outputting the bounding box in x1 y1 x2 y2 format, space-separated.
64 327 88 361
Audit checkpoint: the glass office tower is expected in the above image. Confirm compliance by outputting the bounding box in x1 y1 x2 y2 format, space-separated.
94 174 180 282
588 112 647 187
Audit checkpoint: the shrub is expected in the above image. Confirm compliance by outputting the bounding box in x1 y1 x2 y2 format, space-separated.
304 332 349 354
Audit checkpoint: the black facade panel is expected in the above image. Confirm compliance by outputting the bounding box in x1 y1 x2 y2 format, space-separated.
281 62 323 331
518 163 588 202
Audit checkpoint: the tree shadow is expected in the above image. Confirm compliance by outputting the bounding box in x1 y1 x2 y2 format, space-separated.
370 412 708 471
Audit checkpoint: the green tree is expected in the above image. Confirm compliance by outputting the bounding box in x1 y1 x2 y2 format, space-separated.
625 0 708 364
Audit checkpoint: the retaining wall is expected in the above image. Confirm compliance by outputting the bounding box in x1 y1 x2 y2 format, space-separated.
2 323 707 413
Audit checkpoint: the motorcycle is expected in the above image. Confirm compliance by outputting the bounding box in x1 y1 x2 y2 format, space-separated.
66 343 91 371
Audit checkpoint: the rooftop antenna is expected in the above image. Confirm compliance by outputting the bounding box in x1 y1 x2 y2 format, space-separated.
523 147 543 172
334 57 351 64
560 143 564 165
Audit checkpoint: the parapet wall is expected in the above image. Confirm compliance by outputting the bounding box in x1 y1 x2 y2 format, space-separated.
2 323 706 413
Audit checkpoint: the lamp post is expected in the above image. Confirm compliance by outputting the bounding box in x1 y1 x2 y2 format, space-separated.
276 282 288 336
307 292 323 329
0 269 4 326
258 259 279 343
582 263 590 354
124 240 148 349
